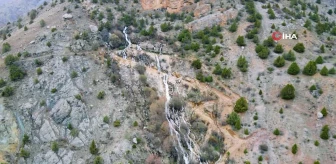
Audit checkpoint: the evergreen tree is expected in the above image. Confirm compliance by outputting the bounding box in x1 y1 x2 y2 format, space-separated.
191 59 202 69
315 56 324 64
328 67 336 74
237 56 248 72
263 36 275 47
321 107 327 117
234 97 248 113
320 125 329 140
280 84 295 100
291 144 298 154
303 61 317 76
227 112 241 130
273 128 280 135
94 156 104 164
229 22 238 32
236 36 246 46
258 46 270 59
212 64 222 75
221 67 232 79
51 141 59 152
273 44 284 54
273 56 285 67
320 45 325 53
283 50 296 61
320 66 328 76
287 62 300 75
271 24 275 29
89 140 99 155
293 43 305 53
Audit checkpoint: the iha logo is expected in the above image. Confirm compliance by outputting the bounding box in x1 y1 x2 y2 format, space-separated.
272 31 297 41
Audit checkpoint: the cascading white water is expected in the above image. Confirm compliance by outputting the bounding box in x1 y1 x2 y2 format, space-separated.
161 56 200 163
122 27 131 59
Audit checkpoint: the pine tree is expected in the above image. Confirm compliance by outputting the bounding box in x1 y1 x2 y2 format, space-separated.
320 45 325 53
287 62 300 75
329 67 336 74
303 61 317 76
227 112 241 130
237 56 248 72
291 144 298 154
213 64 222 75
236 36 246 46
320 66 328 76
191 59 202 69
89 140 99 155
258 47 270 59
321 107 327 117
280 84 295 100
273 56 285 67
315 56 324 64
234 97 248 113
293 43 305 53
273 128 280 135
221 67 232 79
283 50 296 61
271 24 275 29
320 125 329 140
273 44 284 54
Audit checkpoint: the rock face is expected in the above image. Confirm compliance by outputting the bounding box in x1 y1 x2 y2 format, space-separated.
193 3 211 18
185 9 237 31
140 0 194 13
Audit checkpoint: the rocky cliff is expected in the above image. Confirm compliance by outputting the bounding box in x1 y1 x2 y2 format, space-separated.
140 0 194 13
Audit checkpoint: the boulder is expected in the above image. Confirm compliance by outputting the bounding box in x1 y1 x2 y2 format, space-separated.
39 120 58 142
317 112 323 119
62 14 73 19
89 25 98 33
50 99 71 124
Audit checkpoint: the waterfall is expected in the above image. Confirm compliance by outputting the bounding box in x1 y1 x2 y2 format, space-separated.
161 64 200 163
122 27 131 59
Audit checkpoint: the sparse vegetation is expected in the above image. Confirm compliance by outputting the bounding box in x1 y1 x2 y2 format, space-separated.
320 125 329 140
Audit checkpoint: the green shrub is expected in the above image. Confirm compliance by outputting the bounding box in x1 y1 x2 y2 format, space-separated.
62 57 68 62
75 94 81 100
71 71 78 78
234 97 248 113
191 59 202 69
283 50 296 61
229 22 238 32
227 111 241 130
320 66 328 76
315 56 324 64
51 141 59 152
291 144 298 154
97 91 105 99
273 44 284 53
36 68 42 75
0 79 6 88
314 140 319 146
133 121 138 127
293 43 305 53
113 120 121 127
221 67 232 79
273 56 285 67
258 156 263 161
287 62 300 75
160 22 173 32
103 116 109 124
9 65 25 81
279 108 283 114
46 41 51 47
40 19 46 27
280 84 295 100
257 46 269 59
273 128 280 135
244 129 249 135
314 161 320 164
169 96 186 110
2 86 14 97
303 61 317 76
320 45 325 53
24 26 28 31
51 88 57 93
320 125 329 140
263 36 275 47
22 134 30 145
70 128 78 137
236 36 246 46
5 55 19 66
328 68 336 74
89 140 99 155
237 56 248 72
20 149 30 158
93 156 104 164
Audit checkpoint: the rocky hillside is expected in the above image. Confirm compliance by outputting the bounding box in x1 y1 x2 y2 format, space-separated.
0 0 336 164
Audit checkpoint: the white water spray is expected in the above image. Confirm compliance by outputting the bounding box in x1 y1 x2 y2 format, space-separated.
122 27 131 59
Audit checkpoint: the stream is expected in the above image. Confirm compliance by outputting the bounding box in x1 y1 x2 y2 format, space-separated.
122 27 132 59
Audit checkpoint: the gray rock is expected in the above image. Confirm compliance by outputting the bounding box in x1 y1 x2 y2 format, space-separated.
50 99 72 124
39 120 58 142
132 138 137 144
317 112 323 119
45 150 60 163
63 14 73 19
89 25 98 33
70 137 84 147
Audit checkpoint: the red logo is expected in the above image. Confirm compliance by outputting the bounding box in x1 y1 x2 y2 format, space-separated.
272 31 282 41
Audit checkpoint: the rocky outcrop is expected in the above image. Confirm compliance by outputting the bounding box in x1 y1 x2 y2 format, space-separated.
193 3 211 18
140 0 194 13
185 9 237 31
50 99 71 124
